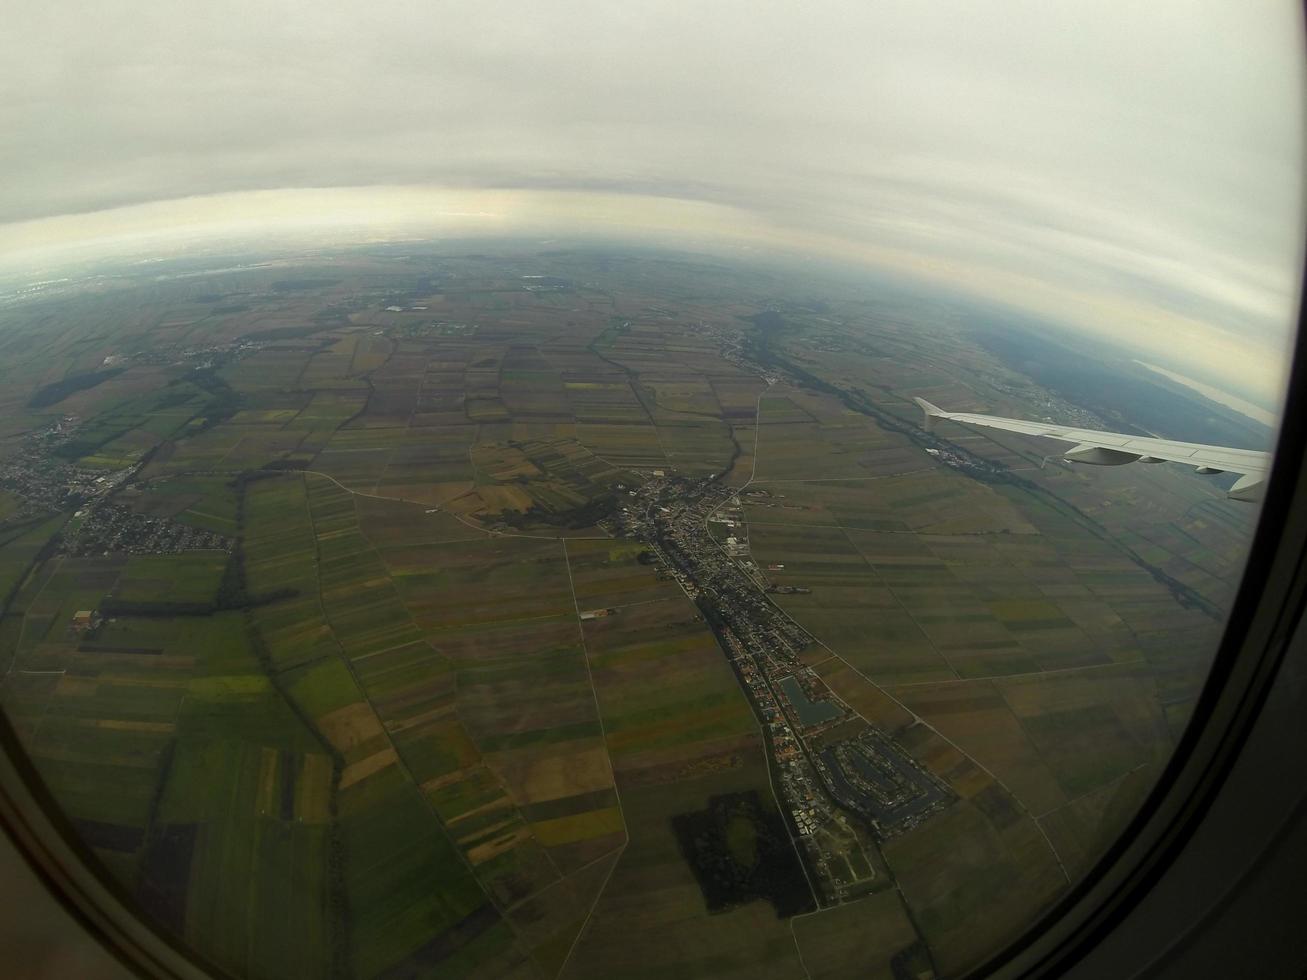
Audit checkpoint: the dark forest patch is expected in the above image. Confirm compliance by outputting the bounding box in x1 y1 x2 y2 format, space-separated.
240 324 332 343
28 368 125 408
280 749 297 821
74 818 145 853
376 903 501 979
672 790 814 918
742 310 786 333
271 277 340 292
494 493 616 531
77 644 164 655
136 822 197 936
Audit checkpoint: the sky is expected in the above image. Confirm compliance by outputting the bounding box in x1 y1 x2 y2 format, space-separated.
0 0 1302 404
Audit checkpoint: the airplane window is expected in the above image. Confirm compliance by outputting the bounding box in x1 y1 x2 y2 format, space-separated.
0 3 1300 978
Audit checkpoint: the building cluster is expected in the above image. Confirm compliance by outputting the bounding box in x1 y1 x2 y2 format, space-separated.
816 732 952 841
922 446 1002 478
129 337 265 368
613 473 954 903
0 418 230 559
62 504 231 558
70 609 103 634
0 418 133 516
988 378 1106 431
695 320 782 384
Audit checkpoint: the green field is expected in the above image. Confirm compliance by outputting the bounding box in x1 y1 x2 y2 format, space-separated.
564 546 807 980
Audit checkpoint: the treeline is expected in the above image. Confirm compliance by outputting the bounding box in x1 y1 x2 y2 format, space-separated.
246 625 351 978
671 789 815 919
236 465 350 977
213 471 298 609
239 323 329 342
184 368 242 435
28 368 125 408
101 471 300 618
890 941 938 980
0 519 67 617
99 585 298 619
495 494 617 531
134 741 188 936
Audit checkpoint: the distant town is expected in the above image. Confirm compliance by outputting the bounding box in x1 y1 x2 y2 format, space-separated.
613 474 953 903
0 417 230 558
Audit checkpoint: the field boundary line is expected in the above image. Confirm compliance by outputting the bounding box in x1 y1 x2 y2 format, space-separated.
559 540 629 840
1033 761 1150 822
789 921 814 980
751 468 933 484
301 474 549 965
717 489 1072 884
556 538 632 980
3 554 72 683
887 658 1135 689
550 842 628 980
839 528 964 682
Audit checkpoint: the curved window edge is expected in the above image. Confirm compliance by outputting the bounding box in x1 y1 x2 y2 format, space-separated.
0 268 1302 980
0 708 227 979
972 252 1307 978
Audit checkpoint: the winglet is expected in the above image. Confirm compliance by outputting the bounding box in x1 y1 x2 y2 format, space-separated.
913 397 943 433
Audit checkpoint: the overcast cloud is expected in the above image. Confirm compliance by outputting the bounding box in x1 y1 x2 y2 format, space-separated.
0 0 1301 400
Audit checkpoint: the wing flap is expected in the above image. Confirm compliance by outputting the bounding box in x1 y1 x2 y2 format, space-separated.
913 398 1271 499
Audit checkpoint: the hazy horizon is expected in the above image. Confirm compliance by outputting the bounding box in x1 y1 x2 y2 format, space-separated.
2 1 1302 401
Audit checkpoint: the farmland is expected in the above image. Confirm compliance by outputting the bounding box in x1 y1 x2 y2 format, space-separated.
0 245 1265 978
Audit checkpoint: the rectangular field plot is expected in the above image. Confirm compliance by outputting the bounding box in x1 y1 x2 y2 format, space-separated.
995 664 1171 799
750 390 919 483
791 889 922 980
564 382 648 424
747 524 956 684
299 488 625 967
564 763 810 980
383 536 575 631
583 598 755 763
653 417 736 476
1 596 350 980
1037 763 1159 880
123 475 241 535
558 546 817 974
564 539 683 610
888 680 1068 816
853 709 1065 978
746 469 1038 535
112 552 228 608
336 765 524 979
575 421 666 469
746 481 1190 684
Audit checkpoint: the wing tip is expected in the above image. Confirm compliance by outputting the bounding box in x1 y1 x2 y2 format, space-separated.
913 397 943 431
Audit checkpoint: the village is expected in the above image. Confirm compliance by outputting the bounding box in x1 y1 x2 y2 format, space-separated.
612 473 953 903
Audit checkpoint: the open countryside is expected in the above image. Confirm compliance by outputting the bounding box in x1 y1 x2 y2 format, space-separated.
0 245 1265 979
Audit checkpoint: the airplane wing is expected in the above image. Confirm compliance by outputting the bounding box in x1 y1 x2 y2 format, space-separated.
913 398 1271 502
